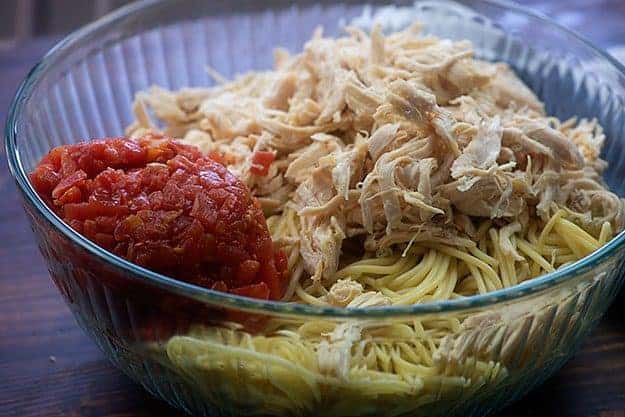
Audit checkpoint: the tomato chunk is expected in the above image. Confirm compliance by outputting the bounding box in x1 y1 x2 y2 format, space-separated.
250 151 275 176
231 282 270 300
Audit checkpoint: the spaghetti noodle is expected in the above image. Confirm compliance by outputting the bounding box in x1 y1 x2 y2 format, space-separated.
155 211 608 416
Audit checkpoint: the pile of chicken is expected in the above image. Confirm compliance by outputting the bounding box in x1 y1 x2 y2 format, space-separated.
127 24 624 286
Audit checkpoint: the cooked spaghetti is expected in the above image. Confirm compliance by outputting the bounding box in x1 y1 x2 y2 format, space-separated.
128 23 624 415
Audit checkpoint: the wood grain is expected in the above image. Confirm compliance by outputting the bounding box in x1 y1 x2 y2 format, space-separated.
1 15 625 417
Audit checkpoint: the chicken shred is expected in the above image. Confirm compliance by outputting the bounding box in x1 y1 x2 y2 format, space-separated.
128 24 624 286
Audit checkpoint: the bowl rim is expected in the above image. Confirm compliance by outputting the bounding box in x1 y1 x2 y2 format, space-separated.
5 0 625 319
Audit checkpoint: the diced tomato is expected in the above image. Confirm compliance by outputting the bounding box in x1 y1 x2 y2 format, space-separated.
274 250 288 273
64 201 129 220
249 151 275 176
210 280 228 292
51 170 87 200
29 164 61 195
55 186 83 205
237 259 261 284
207 151 225 165
231 282 270 300
31 136 288 305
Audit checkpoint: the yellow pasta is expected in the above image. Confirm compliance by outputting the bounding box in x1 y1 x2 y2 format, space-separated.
157 210 612 416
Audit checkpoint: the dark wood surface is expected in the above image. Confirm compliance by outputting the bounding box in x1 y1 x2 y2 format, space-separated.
2 6 625 417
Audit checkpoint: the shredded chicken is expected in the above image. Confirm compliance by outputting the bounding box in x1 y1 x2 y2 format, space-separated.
347 291 392 308
128 24 624 284
317 323 362 380
326 278 391 307
326 279 364 307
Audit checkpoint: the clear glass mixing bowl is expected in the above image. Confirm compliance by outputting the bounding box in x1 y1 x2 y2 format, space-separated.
5 1 625 416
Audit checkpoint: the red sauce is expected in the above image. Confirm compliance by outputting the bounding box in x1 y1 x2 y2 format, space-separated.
30 135 287 300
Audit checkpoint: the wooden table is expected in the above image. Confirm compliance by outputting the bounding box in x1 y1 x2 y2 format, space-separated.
2 6 625 416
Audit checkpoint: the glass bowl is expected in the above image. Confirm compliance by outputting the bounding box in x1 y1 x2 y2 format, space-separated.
5 0 625 416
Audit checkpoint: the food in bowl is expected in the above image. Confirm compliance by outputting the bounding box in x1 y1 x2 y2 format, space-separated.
28 22 624 415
